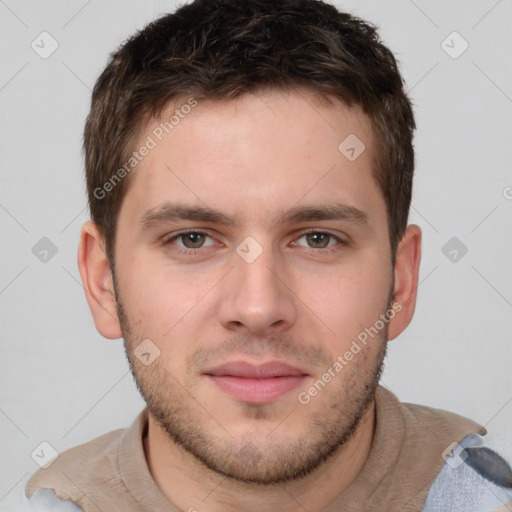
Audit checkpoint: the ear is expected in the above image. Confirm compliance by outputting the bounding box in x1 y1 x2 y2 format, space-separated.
77 221 122 339
388 224 422 341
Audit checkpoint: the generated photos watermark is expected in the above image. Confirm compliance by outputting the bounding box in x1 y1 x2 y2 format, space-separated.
297 301 402 405
93 97 198 200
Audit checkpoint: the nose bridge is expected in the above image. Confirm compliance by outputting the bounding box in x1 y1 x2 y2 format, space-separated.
216 238 297 334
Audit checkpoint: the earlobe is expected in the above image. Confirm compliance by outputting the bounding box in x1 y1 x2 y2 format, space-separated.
77 221 122 340
388 224 422 341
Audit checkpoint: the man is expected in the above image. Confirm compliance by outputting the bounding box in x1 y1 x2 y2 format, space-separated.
24 0 512 510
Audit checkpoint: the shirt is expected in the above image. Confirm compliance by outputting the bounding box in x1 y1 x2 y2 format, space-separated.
22 386 512 511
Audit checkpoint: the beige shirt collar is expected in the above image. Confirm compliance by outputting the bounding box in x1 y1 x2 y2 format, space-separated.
118 386 484 511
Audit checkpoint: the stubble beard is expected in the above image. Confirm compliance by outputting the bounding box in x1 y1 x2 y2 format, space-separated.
114 281 389 485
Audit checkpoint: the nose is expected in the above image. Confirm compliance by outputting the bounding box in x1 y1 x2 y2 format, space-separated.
216 243 298 337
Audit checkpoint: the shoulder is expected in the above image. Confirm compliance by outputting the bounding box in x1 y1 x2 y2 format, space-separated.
25 427 126 505
422 433 512 512
401 398 487 437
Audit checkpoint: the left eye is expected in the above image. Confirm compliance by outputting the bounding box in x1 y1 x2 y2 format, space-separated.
295 232 339 249
169 232 216 249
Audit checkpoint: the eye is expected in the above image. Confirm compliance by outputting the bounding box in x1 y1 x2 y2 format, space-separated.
294 231 341 249
163 230 216 250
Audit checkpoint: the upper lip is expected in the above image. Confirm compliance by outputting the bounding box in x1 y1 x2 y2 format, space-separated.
203 361 308 379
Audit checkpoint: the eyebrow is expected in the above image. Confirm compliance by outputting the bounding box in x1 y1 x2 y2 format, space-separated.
279 203 369 226
139 203 234 229
139 202 370 230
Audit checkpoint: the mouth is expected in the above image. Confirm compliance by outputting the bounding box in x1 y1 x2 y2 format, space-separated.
202 360 309 404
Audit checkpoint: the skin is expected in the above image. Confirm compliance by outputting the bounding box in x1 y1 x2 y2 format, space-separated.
78 88 421 511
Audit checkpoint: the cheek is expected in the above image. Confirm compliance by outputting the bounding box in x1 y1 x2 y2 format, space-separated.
118 258 220 339
296 256 391 345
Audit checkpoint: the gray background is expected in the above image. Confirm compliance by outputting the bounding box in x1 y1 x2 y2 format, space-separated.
1 0 511 504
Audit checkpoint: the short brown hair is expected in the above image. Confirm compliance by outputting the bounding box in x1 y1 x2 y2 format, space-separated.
84 0 415 266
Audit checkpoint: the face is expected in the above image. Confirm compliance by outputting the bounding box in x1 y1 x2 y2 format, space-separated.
111 89 396 483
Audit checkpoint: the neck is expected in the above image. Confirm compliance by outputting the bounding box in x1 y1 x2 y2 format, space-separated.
144 402 376 512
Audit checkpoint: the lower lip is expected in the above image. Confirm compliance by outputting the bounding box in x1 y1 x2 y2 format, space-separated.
207 375 307 404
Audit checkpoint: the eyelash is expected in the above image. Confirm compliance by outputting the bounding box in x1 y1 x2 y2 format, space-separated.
161 228 347 257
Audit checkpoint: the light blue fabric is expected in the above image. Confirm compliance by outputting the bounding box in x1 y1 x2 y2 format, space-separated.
27 489 83 512
421 434 512 511
0 487 83 512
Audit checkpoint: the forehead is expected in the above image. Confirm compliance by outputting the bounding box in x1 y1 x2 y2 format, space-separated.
118 89 384 227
